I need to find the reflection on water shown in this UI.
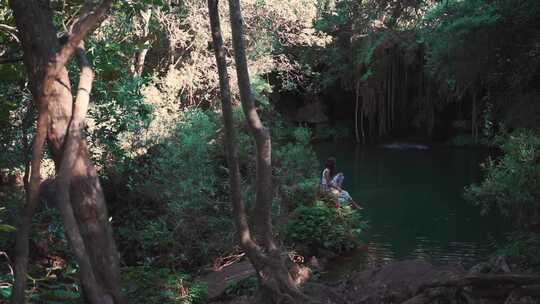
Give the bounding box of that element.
[315,142,509,277]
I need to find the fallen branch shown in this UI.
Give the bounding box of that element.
[213,251,246,271]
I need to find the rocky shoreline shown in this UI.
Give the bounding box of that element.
[212,256,540,304]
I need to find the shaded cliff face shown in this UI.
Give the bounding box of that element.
[271,33,448,141]
[269,0,540,143]
[271,26,540,143]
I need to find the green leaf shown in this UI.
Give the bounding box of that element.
[0,224,16,233]
[1,286,12,299]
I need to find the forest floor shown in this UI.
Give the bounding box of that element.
[199,261,255,299]
[208,257,540,304]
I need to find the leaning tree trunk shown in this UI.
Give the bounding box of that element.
[227,0,275,251]
[9,1,125,303]
[54,44,116,304]
[209,0,309,303]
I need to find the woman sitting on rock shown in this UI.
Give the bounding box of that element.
[320,157,354,207]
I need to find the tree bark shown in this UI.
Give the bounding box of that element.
[472,89,478,142]
[9,1,125,303]
[207,0,261,275]
[227,0,275,251]
[54,44,114,304]
[10,92,48,304]
[132,7,152,77]
[210,1,309,303]
[355,80,361,144]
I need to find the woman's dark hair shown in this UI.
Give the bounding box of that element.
[325,157,336,178]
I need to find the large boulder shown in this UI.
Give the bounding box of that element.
[339,260,465,303]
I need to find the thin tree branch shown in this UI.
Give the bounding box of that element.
[52,0,113,71]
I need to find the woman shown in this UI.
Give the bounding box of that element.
[321,157,354,206]
[320,157,336,193]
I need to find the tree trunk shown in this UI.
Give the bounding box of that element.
[355,80,360,143]
[10,92,48,304]
[132,7,152,77]
[472,90,478,142]
[210,0,309,302]
[9,1,125,303]
[227,0,276,251]
[55,44,116,304]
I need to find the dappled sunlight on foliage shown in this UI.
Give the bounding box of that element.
[111,109,232,269]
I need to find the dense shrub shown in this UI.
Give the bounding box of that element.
[110,108,327,269]
[0,184,22,254]
[275,127,318,184]
[0,200,16,302]
[223,276,258,298]
[112,109,234,269]
[496,232,540,271]
[465,129,540,228]
[285,201,366,253]
[275,127,319,210]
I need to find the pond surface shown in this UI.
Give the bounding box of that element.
[314,142,509,276]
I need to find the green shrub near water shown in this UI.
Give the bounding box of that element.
[275,127,320,210]
[465,129,540,228]
[285,201,366,253]
[495,232,540,271]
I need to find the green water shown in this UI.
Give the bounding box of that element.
[315,142,509,272]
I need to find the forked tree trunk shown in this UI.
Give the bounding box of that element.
[209,1,309,303]
[227,0,275,251]
[9,1,125,303]
[54,44,116,304]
